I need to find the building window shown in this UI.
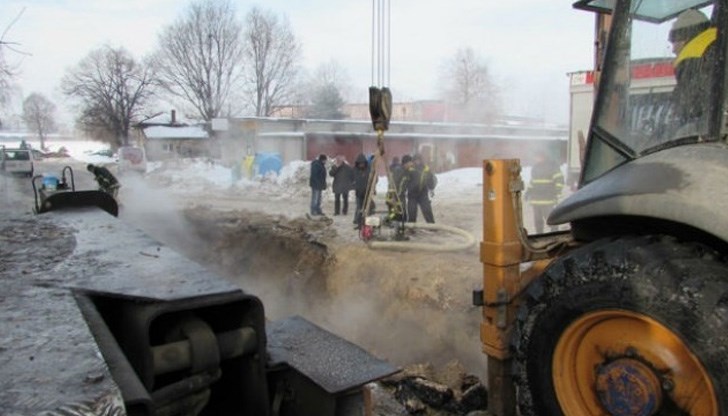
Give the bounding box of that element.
[162,143,174,153]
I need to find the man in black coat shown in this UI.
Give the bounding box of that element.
[329,155,354,215]
[352,153,374,228]
[309,154,327,216]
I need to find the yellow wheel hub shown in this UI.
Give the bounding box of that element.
[553,309,717,415]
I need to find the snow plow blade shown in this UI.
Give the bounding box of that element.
[36,190,119,217]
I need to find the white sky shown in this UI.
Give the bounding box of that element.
[1,0,595,127]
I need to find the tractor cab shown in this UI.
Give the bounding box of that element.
[549,0,728,240]
[573,0,724,183]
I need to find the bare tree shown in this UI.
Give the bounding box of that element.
[62,45,156,147]
[154,0,245,122]
[21,93,56,149]
[440,47,500,123]
[244,7,301,117]
[0,8,29,111]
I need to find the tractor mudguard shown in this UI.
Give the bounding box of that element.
[549,143,728,241]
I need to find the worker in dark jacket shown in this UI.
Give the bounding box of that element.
[87,163,120,198]
[669,9,716,125]
[309,154,327,216]
[329,155,354,216]
[526,152,564,234]
[352,153,374,228]
[405,154,436,224]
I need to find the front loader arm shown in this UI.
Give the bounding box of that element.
[477,159,574,416]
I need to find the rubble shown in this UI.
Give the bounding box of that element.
[381,362,488,415]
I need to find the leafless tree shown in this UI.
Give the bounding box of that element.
[0,8,29,110]
[244,7,301,117]
[154,0,245,121]
[62,45,156,147]
[440,47,500,123]
[21,93,56,149]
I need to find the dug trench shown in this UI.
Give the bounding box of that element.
[172,205,489,415]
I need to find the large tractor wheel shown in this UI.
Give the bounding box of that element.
[514,235,728,416]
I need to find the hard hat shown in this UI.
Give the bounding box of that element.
[670,9,710,42]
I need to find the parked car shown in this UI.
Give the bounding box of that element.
[1,148,34,177]
[117,146,147,174]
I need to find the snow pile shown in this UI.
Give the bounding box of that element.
[143,158,510,202]
[145,159,245,192]
[29,140,552,202]
[269,160,311,198]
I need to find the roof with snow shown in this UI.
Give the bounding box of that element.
[137,111,198,126]
[144,125,208,140]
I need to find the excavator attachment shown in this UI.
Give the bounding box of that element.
[32,166,119,217]
[36,189,119,217]
[2,207,397,415]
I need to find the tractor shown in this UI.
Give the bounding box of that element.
[478,0,728,415]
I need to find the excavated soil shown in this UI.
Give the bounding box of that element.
[179,206,485,373]
[175,205,489,415]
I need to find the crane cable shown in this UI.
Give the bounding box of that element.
[358,0,477,251]
[361,0,398,234]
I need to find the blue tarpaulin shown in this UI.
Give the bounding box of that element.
[255,152,282,176]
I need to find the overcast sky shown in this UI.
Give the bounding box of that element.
[1,0,595,127]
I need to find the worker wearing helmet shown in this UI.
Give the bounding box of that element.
[669,9,717,125]
[405,154,436,224]
[526,152,563,234]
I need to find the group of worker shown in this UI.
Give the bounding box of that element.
[309,152,438,228]
[311,150,568,234]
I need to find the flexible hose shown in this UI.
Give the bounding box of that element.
[367,222,476,252]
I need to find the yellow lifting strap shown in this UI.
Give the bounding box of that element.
[362,86,404,222]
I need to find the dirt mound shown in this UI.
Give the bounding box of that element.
[371,361,488,415]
